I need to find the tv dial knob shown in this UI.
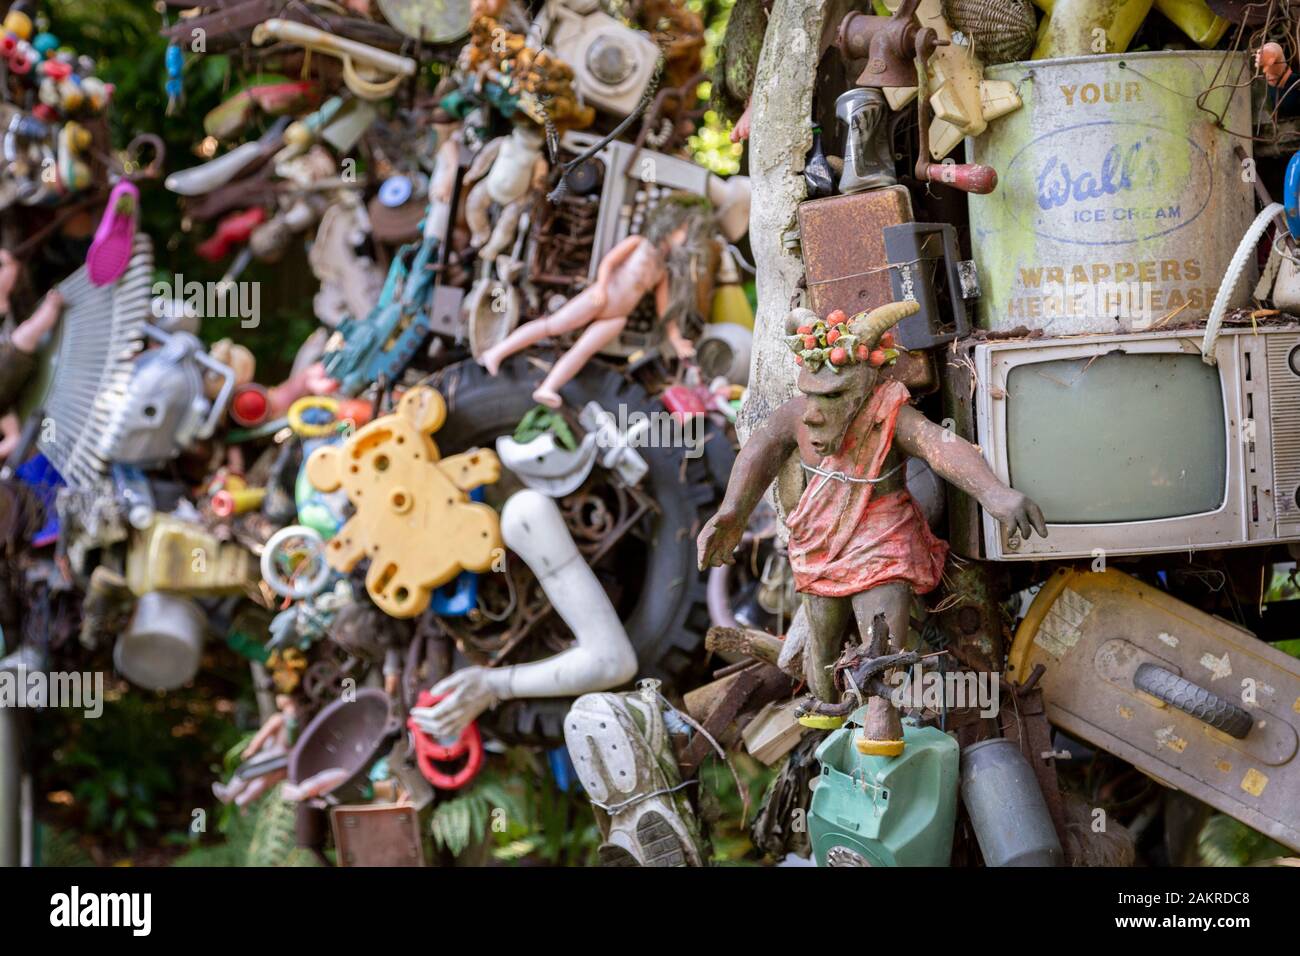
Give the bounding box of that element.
[1005,531,1021,551]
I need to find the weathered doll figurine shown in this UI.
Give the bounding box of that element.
[478,196,711,408]
[463,121,547,262]
[698,302,1047,712]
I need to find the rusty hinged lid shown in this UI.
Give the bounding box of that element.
[797,186,913,322]
[330,803,426,867]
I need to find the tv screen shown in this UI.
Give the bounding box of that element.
[1005,351,1228,523]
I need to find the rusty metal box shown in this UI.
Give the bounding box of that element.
[330,803,426,867]
[798,187,914,321]
[1010,568,1300,851]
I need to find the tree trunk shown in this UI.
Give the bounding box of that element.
[738,0,857,519]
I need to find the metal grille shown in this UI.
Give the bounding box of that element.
[37,234,153,490]
[1268,332,1300,535]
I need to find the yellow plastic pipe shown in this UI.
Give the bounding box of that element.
[1032,0,1228,55]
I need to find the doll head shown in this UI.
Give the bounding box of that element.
[644,194,718,328]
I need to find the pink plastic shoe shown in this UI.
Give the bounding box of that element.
[86,181,139,286]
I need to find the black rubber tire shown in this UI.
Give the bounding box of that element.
[1133,663,1254,739]
[430,354,717,743]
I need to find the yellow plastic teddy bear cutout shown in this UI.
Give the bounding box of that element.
[305,386,502,618]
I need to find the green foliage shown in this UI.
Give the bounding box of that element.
[431,750,601,865]
[432,774,523,857]
[1197,814,1289,867]
[36,686,248,855]
[698,752,774,864]
[37,826,96,867]
[172,784,323,867]
[688,0,744,175]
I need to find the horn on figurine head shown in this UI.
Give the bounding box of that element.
[847,300,919,349]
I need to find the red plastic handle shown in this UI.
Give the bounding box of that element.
[197,207,266,262]
[919,162,998,195]
[408,690,484,790]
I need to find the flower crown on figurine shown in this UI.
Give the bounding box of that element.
[783,301,919,373]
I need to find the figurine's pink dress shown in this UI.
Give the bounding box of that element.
[787,380,948,598]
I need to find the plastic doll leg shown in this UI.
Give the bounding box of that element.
[849,581,912,655]
[532,316,627,409]
[465,181,493,248]
[479,197,525,261]
[800,593,854,702]
[479,286,607,375]
[281,767,349,802]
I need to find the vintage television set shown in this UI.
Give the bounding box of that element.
[946,326,1300,560]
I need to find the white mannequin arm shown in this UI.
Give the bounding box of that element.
[413,490,638,738]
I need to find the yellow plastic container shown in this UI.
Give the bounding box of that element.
[708,249,754,329]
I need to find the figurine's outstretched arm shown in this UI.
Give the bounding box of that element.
[893,405,1047,540]
[410,490,638,739]
[698,397,802,568]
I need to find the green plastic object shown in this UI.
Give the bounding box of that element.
[294,440,350,539]
[809,718,959,867]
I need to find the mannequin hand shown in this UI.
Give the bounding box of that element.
[410,667,504,739]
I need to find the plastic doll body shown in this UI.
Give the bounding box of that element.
[478,233,671,407]
[213,695,297,808]
[463,124,547,261]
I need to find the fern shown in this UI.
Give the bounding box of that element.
[430,773,527,856]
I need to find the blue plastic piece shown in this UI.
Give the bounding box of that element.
[1285,151,1300,240]
[548,747,578,793]
[14,453,64,547]
[431,487,486,616]
[431,572,478,616]
[323,238,437,396]
[378,175,414,208]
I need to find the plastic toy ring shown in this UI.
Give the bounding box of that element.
[261,524,332,599]
[288,395,340,439]
[408,690,484,790]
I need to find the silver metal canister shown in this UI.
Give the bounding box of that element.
[968,51,1255,334]
[961,737,1064,867]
